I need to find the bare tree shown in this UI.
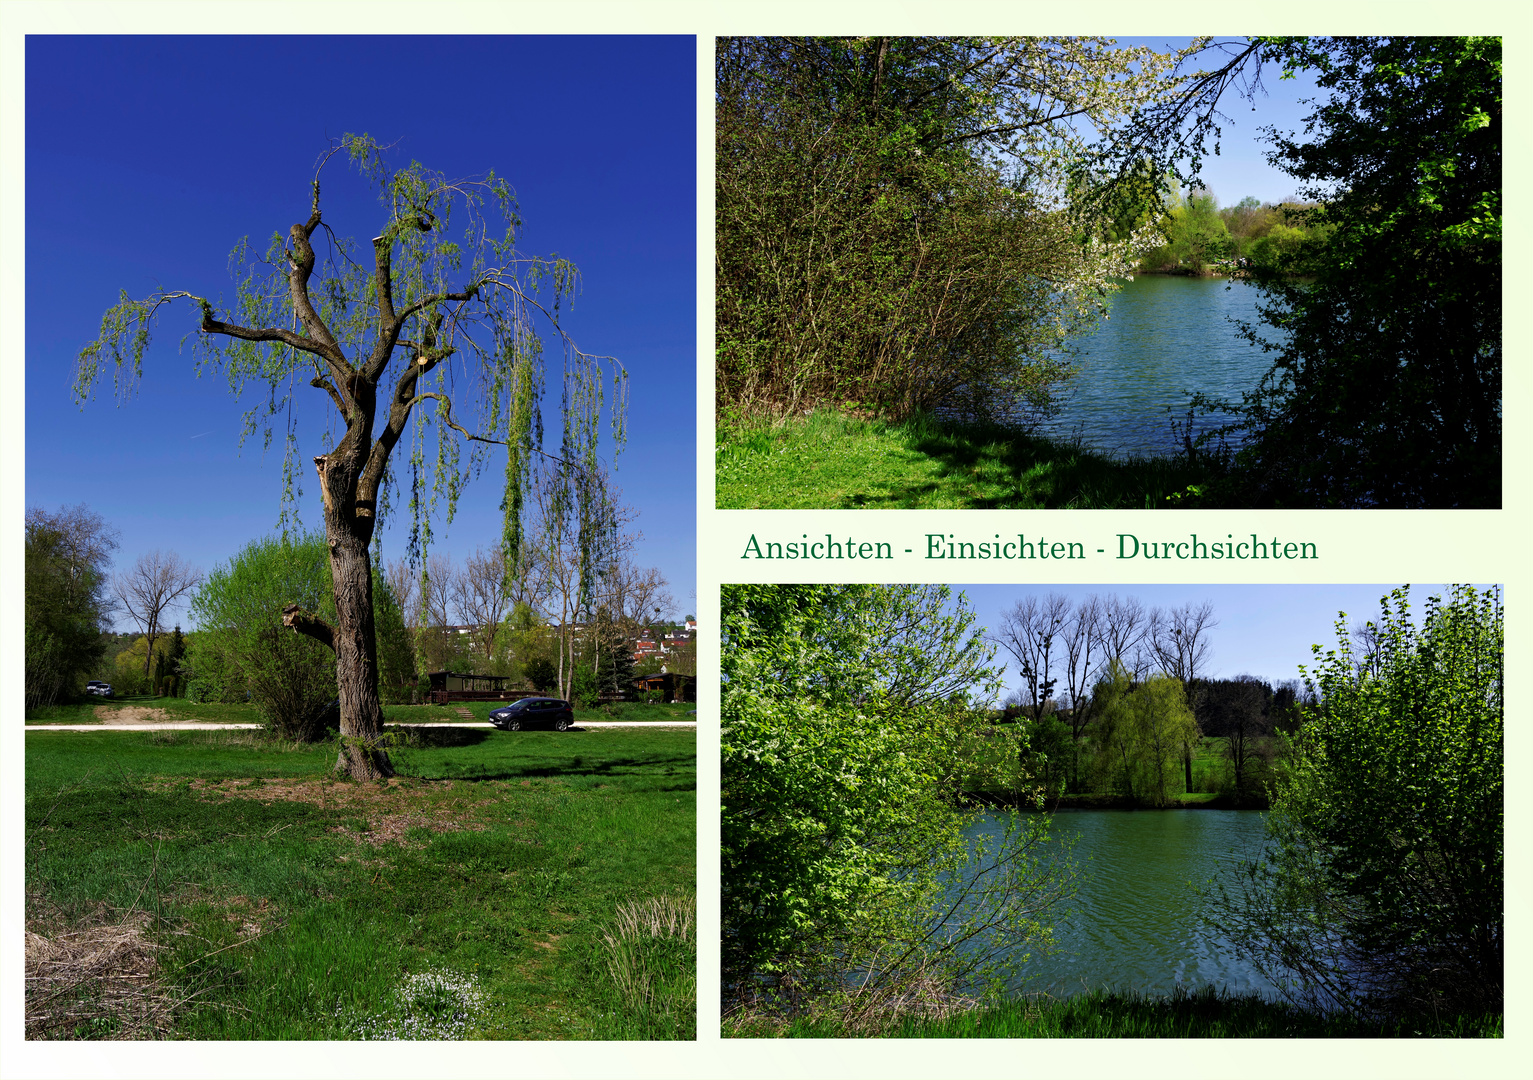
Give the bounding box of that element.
[115,551,201,678]
[1097,593,1150,680]
[385,556,424,654]
[993,593,1071,719]
[1351,619,1385,681]
[1149,601,1219,689]
[1056,595,1102,782]
[416,553,463,674]
[451,547,516,667]
[612,560,675,637]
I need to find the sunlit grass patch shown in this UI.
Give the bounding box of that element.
[26,727,695,1040]
[716,410,1207,509]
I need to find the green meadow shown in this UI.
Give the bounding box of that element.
[25,725,695,1040]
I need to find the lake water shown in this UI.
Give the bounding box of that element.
[1028,275,1276,458]
[962,809,1286,1000]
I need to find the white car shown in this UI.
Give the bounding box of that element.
[85,681,113,697]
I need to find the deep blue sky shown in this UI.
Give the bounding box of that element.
[25,35,697,628]
[951,583,1490,698]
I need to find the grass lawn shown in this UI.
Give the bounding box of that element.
[25,725,695,1040]
[717,410,1210,509]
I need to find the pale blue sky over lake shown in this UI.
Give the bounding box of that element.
[25,35,697,628]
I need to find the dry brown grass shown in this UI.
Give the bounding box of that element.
[601,895,697,1015]
[144,776,503,849]
[722,961,980,1038]
[25,900,176,1040]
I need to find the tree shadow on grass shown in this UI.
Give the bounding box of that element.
[394,725,491,749]
[848,424,1191,510]
[421,751,698,785]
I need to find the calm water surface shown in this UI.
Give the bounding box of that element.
[964,809,1284,999]
[1029,275,1275,458]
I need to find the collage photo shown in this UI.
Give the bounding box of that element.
[4,5,1522,1080]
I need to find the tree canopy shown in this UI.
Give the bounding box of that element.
[24,505,118,712]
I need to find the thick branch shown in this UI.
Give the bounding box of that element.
[285,209,355,404]
[200,315,340,362]
[372,235,398,335]
[282,604,336,651]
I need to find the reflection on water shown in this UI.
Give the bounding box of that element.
[1029,275,1276,458]
[962,809,1286,1000]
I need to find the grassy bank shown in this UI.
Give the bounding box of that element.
[717,410,1208,509]
[727,986,1502,1039]
[26,725,695,1040]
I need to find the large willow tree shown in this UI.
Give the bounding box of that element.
[75,136,627,778]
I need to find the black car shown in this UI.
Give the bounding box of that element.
[489,697,575,731]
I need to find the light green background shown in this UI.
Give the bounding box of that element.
[4,1,1525,1077]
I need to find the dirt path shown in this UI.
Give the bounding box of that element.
[28,720,697,731]
[92,706,196,725]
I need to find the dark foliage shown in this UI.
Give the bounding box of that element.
[1204,37,1501,507]
[25,506,117,712]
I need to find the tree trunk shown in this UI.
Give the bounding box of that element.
[326,524,393,779]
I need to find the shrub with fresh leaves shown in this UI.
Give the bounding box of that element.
[187,533,338,740]
[1209,585,1502,1021]
[188,532,415,739]
[721,584,1074,1023]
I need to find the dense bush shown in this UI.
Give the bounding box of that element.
[186,533,338,739]
[187,533,416,739]
[716,37,1176,425]
[1207,37,1501,507]
[722,584,1073,1022]
[1209,585,1503,1021]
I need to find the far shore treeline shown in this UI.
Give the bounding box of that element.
[24,504,689,731]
